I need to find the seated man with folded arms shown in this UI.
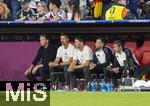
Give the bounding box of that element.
[49,34,75,89]
[90,37,114,82]
[68,36,93,91]
[24,34,56,81]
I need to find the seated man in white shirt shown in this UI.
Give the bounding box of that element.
[49,34,75,88]
[68,36,93,90]
[37,0,67,21]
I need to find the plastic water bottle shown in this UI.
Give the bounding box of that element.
[99,81,102,91]
[87,81,92,91]
[96,80,100,91]
[100,80,107,92]
[109,81,113,91]
[107,82,111,92]
[104,82,108,92]
[99,80,103,92]
[91,80,97,92]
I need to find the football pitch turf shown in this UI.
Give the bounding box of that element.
[0,91,50,106]
[50,91,150,106]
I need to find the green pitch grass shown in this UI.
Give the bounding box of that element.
[50,91,150,106]
[0,91,50,106]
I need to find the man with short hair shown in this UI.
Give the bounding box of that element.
[109,40,140,89]
[24,34,56,81]
[49,34,75,87]
[68,36,93,90]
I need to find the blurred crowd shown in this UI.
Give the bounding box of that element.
[0,0,149,21]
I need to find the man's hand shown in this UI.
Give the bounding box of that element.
[89,63,96,70]
[24,68,32,76]
[67,66,74,72]
[49,62,59,67]
[106,66,112,71]
[49,62,54,67]
[32,64,43,75]
[67,60,76,72]
[112,67,119,73]
[24,65,34,76]
[53,63,59,67]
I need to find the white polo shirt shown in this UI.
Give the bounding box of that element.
[56,43,75,62]
[95,49,106,64]
[73,45,93,64]
[115,50,127,67]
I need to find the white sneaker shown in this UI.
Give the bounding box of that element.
[64,85,69,91]
[62,85,69,91]
[72,88,79,91]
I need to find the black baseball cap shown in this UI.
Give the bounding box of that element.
[20,0,30,5]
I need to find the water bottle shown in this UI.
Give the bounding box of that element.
[100,79,107,92]
[87,81,92,91]
[96,80,100,91]
[99,80,103,92]
[107,82,111,92]
[104,82,108,92]
[99,80,102,91]
[110,81,113,91]
[91,80,97,92]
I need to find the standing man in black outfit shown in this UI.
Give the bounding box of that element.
[24,34,56,81]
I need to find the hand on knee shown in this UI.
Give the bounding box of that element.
[24,69,31,76]
[24,71,28,76]
[32,66,39,75]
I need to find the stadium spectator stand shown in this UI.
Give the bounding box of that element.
[0,0,149,21]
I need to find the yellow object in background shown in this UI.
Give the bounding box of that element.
[105,5,128,20]
[94,0,103,18]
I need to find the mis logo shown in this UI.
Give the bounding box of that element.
[5,82,49,102]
